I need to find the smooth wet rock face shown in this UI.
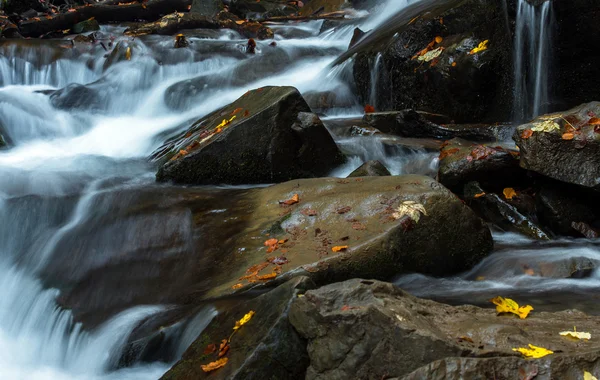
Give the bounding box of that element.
[162,277,314,380]
[513,102,600,189]
[347,160,390,177]
[72,18,100,34]
[353,0,513,122]
[49,83,102,111]
[154,86,345,185]
[290,279,600,380]
[190,0,224,18]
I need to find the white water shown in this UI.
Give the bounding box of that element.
[513,0,553,121]
[0,2,421,378]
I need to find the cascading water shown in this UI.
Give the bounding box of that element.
[368,53,382,108]
[513,0,554,121]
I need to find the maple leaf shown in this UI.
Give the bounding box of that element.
[503,188,517,200]
[490,296,533,319]
[559,327,591,340]
[393,201,427,223]
[512,344,553,358]
[201,357,228,372]
[233,311,255,330]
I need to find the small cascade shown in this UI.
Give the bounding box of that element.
[513,0,554,121]
[368,53,383,108]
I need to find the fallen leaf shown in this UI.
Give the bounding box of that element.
[457,336,474,343]
[435,36,443,43]
[201,357,228,372]
[503,188,517,200]
[352,222,366,230]
[451,62,457,67]
[231,107,243,116]
[233,311,255,330]
[257,272,277,281]
[125,47,132,60]
[512,344,553,358]
[364,104,375,113]
[332,245,349,252]
[264,239,278,247]
[588,117,600,125]
[203,343,217,355]
[418,46,444,62]
[491,296,533,319]
[469,39,489,55]
[336,206,352,214]
[235,20,245,25]
[584,371,598,380]
[474,192,486,198]
[562,132,575,140]
[301,208,317,216]
[231,283,243,290]
[393,201,427,223]
[559,327,591,340]
[218,339,229,358]
[279,194,299,206]
[439,147,459,160]
[521,129,534,139]
[531,119,560,133]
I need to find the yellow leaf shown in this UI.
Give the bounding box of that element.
[559,327,591,340]
[531,119,560,133]
[469,40,489,55]
[584,371,598,380]
[332,245,349,253]
[503,188,517,200]
[125,47,131,61]
[393,201,427,223]
[512,344,553,358]
[418,47,444,62]
[490,296,533,319]
[233,310,255,330]
[201,357,228,372]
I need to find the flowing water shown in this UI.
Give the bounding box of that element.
[513,0,553,121]
[0,0,596,378]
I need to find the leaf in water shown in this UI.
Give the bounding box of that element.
[491,296,533,319]
[584,371,598,380]
[233,311,255,330]
[512,344,553,358]
[521,129,534,139]
[393,201,427,223]
[332,245,349,252]
[469,40,489,55]
[503,188,517,200]
[125,47,131,60]
[418,46,444,62]
[559,327,591,340]
[531,119,560,133]
[279,194,300,206]
[201,357,228,372]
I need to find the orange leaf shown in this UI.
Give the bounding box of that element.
[218,339,229,358]
[451,62,457,67]
[279,194,299,206]
[232,283,243,290]
[264,238,278,247]
[364,104,375,114]
[235,20,245,25]
[439,147,459,160]
[435,36,443,43]
[201,358,228,372]
[231,107,243,116]
[257,272,277,281]
[588,117,600,125]
[203,344,217,355]
[474,192,486,198]
[562,132,574,140]
[503,188,517,200]
[332,245,349,253]
[521,129,534,139]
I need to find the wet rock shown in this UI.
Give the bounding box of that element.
[290,278,600,380]
[190,0,223,18]
[513,102,600,190]
[303,88,356,114]
[72,17,99,34]
[103,40,142,71]
[162,277,315,380]
[49,83,102,111]
[351,0,513,122]
[464,181,550,240]
[347,160,390,177]
[228,0,297,19]
[155,86,344,185]
[437,138,522,191]
[174,34,189,48]
[363,110,512,141]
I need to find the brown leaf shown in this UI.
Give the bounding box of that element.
[521,129,534,139]
[439,147,459,160]
[203,343,217,355]
[474,192,486,198]
[279,194,299,206]
[218,339,229,358]
[562,132,574,140]
[201,358,228,372]
[336,206,352,214]
[352,222,366,230]
[588,117,600,125]
[257,272,277,281]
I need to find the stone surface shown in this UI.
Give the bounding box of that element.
[348,160,390,177]
[190,0,223,18]
[290,278,600,380]
[154,86,345,185]
[513,102,600,189]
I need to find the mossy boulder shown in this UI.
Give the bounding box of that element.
[154,86,345,185]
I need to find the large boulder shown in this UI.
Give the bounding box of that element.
[154,86,345,185]
[162,277,314,380]
[290,279,600,380]
[513,102,600,189]
[350,0,513,122]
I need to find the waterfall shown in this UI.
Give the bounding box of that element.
[513,0,553,121]
[368,53,382,108]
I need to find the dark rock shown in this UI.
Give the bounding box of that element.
[72,17,100,34]
[229,0,297,19]
[103,40,141,71]
[290,278,600,380]
[363,110,513,141]
[190,0,224,18]
[154,86,345,185]
[464,181,550,240]
[161,277,315,380]
[349,27,365,48]
[513,102,600,189]
[437,138,522,191]
[174,34,189,48]
[49,83,102,111]
[350,0,513,122]
[347,160,390,177]
[4,0,47,14]
[303,88,356,114]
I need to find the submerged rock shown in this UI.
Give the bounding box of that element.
[290,279,600,380]
[513,102,600,190]
[154,86,345,185]
[347,160,390,177]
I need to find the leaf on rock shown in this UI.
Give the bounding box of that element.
[256,272,277,281]
[336,206,352,214]
[512,344,553,358]
[559,327,591,340]
[584,371,598,380]
[203,343,217,355]
[474,192,486,198]
[233,311,255,330]
[531,119,560,133]
[201,357,228,372]
[279,194,299,206]
[491,296,533,319]
[392,201,427,223]
[562,132,575,140]
[521,129,534,139]
[301,208,317,216]
[588,117,600,125]
[439,147,459,160]
[364,104,375,114]
[332,245,349,252]
[218,339,230,358]
[418,46,444,62]
[503,188,517,200]
[469,40,489,55]
[231,283,243,290]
